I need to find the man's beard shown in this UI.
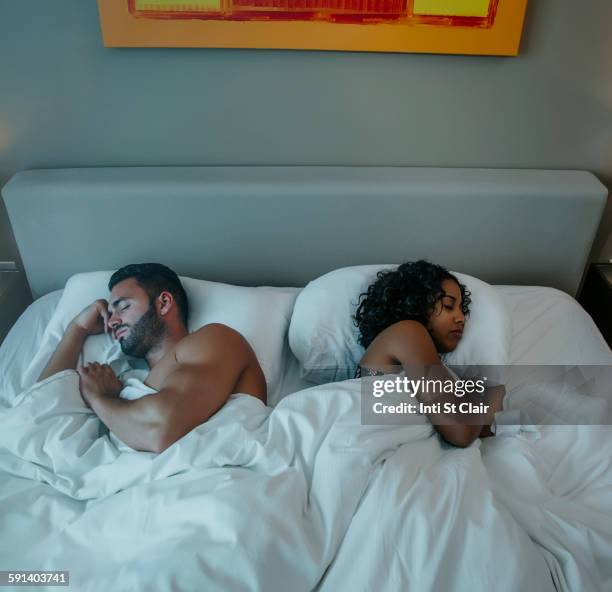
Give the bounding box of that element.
[118,303,165,358]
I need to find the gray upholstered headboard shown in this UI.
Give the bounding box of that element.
[2,166,608,298]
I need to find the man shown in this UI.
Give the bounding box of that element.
[38,263,267,453]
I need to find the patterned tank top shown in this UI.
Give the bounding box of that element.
[354,366,386,378]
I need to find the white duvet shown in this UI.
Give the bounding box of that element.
[2,288,612,591]
[1,367,611,591]
[1,370,421,592]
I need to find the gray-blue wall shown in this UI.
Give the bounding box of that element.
[1,0,611,265]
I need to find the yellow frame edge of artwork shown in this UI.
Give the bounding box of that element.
[97,0,528,56]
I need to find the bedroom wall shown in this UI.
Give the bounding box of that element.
[1,0,611,272]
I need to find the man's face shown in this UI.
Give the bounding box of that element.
[107,278,165,358]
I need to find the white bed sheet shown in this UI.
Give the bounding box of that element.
[0,290,63,405]
[499,285,611,366]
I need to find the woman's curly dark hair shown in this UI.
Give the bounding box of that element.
[354,260,471,348]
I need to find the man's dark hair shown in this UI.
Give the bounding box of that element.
[108,263,189,327]
[354,260,471,348]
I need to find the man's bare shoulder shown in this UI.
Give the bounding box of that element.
[175,323,252,365]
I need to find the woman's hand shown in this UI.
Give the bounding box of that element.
[479,385,506,438]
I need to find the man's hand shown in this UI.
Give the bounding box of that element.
[38,302,110,383]
[72,299,111,336]
[77,362,123,407]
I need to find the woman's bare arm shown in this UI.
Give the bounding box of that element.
[365,320,491,448]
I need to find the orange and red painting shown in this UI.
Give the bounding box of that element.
[98,0,528,55]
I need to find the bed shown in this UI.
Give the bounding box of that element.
[1,167,611,592]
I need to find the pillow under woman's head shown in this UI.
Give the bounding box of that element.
[288,263,512,384]
[354,260,472,355]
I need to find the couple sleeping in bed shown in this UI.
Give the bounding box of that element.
[38,261,504,453]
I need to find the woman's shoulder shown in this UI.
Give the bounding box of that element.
[376,320,429,342]
[366,320,438,365]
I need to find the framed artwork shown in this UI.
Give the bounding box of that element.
[98,0,528,55]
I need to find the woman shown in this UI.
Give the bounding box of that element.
[354,260,503,447]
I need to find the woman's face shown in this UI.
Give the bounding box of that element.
[426,279,466,353]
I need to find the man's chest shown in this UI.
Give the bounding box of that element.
[143,352,179,391]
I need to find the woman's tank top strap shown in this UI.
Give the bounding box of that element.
[354,366,387,379]
[356,363,458,379]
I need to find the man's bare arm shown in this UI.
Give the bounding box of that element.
[38,300,110,382]
[79,326,254,452]
[81,362,239,452]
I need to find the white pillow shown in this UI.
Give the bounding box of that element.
[24,271,298,400]
[288,264,512,384]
